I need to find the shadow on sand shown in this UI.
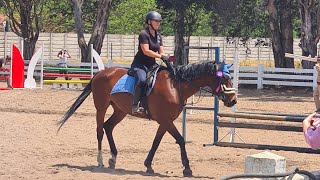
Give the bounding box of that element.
[52,163,216,179]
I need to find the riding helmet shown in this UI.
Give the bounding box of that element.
[145,11,162,23]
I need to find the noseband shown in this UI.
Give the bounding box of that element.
[215,70,236,100]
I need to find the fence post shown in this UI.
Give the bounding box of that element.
[64,33,67,49]
[313,66,317,91]
[133,34,137,56]
[106,34,109,60]
[50,33,53,61]
[4,31,7,57]
[257,64,263,89]
[120,34,123,59]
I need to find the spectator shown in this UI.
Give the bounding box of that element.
[314,56,320,112]
[303,112,320,149]
[0,55,10,69]
[57,49,71,79]
[57,49,71,68]
[0,55,11,88]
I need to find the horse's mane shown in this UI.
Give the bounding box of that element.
[173,61,216,81]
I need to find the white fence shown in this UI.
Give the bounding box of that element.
[230,65,316,89]
[19,60,317,90]
[2,32,319,63]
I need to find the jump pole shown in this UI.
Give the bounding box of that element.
[181,46,221,143]
[284,53,317,62]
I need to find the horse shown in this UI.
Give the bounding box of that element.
[58,60,237,177]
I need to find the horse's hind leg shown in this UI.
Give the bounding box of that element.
[103,105,126,169]
[96,108,107,167]
[167,123,192,177]
[144,124,167,174]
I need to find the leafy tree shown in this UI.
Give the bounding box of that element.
[107,0,158,35]
[71,0,112,62]
[263,0,295,68]
[298,0,320,69]
[41,1,74,32]
[156,0,209,65]
[1,0,45,60]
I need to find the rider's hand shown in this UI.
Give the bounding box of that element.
[160,55,169,62]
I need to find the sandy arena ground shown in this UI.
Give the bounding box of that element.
[0,84,318,180]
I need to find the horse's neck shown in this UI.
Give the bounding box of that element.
[179,78,207,101]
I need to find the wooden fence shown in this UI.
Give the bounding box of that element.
[18,60,317,89]
[2,32,317,63]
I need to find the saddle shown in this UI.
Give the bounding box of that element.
[127,63,161,96]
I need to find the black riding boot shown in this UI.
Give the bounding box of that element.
[132,85,145,114]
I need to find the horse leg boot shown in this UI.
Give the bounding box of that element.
[132,85,144,114]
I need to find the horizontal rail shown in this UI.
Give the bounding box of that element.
[43,73,91,78]
[184,106,215,111]
[285,53,317,62]
[218,122,302,132]
[236,111,312,117]
[218,112,305,122]
[43,67,91,71]
[215,142,320,154]
[43,80,90,84]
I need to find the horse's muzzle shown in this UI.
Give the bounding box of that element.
[224,99,237,107]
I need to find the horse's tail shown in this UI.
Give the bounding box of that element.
[57,80,93,132]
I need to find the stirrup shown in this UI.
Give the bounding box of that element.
[132,105,144,114]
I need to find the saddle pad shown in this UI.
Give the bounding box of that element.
[110,70,159,96]
[110,74,136,95]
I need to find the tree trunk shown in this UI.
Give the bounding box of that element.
[267,0,284,68]
[279,0,294,68]
[299,0,317,69]
[4,0,42,60]
[71,0,112,62]
[174,8,186,65]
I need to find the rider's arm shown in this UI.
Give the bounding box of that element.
[140,44,162,59]
[159,46,165,56]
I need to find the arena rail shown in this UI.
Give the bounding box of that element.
[212,106,320,153]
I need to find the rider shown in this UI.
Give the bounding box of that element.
[130,11,174,114]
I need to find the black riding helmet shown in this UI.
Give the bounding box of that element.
[145,11,162,24]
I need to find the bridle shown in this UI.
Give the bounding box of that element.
[213,66,236,101]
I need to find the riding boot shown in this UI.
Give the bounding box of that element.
[132,85,145,114]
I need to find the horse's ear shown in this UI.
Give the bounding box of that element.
[169,56,175,62]
[226,63,233,69]
[219,60,226,70]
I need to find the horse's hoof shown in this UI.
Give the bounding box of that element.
[108,159,116,169]
[183,168,193,177]
[146,168,154,175]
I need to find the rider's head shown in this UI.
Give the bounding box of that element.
[145,11,162,31]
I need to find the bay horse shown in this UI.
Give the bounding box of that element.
[58,60,237,177]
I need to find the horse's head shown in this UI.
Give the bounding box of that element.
[209,60,237,107]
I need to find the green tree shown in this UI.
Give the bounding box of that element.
[1,0,45,60]
[107,0,158,34]
[157,0,209,65]
[298,0,320,69]
[71,0,112,62]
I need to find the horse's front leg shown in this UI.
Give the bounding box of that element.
[167,123,192,177]
[144,124,167,174]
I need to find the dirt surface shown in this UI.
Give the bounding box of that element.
[0,85,318,180]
